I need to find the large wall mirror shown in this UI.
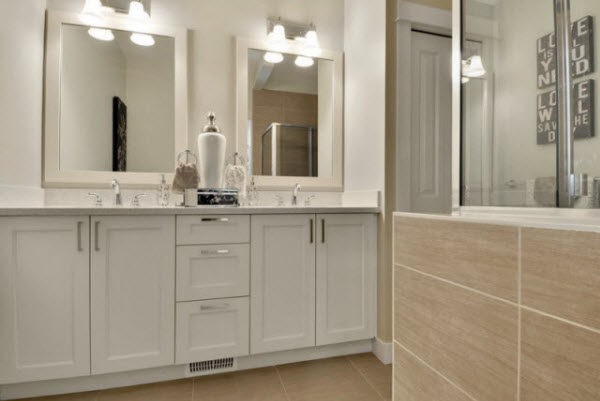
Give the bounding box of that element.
[237,38,343,191]
[44,11,187,188]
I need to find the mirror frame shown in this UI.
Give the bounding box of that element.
[44,11,188,188]
[236,37,344,192]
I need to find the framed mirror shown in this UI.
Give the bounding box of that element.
[44,11,188,188]
[236,38,343,191]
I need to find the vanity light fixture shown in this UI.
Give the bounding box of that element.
[130,32,155,46]
[79,0,106,26]
[295,56,314,68]
[462,55,486,78]
[88,28,115,41]
[267,20,288,52]
[302,25,322,57]
[264,52,284,64]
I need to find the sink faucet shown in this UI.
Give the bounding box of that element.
[111,179,123,206]
[292,183,301,206]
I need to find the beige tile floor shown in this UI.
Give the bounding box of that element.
[21,354,391,401]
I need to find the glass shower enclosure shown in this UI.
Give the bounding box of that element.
[261,123,318,177]
[461,0,599,208]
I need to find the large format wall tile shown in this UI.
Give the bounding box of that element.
[394,216,518,302]
[521,310,600,401]
[522,227,600,330]
[394,343,473,401]
[394,266,518,401]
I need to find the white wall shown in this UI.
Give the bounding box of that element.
[0,0,46,189]
[344,0,386,192]
[60,25,127,171]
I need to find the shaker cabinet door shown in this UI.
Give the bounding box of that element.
[0,217,90,384]
[91,216,175,375]
[316,214,377,345]
[250,215,316,354]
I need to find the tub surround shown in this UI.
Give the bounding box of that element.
[393,213,600,401]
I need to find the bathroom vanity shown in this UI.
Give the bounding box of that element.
[0,207,377,391]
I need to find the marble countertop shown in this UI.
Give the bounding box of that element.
[0,205,380,216]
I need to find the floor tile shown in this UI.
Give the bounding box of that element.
[97,379,192,401]
[277,357,382,401]
[347,353,392,399]
[193,367,287,401]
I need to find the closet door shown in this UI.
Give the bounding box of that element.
[0,217,90,384]
[250,215,316,354]
[316,214,377,345]
[91,216,175,374]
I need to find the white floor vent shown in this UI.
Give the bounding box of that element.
[185,357,237,377]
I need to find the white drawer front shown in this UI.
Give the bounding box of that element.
[176,298,249,364]
[176,215,249,245]
[176,244,250,301]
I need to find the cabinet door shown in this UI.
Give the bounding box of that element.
[251,215,316,354]
[91,216,175,375]
[0,217,90,384]
[176,298,249,363]
[316,214,377,345]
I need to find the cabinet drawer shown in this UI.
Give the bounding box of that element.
[176,244,250,301]
[177,215,249,245]
[176,298,249,364]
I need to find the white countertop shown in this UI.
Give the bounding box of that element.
[0,205,380,216]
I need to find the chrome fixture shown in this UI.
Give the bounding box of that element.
[87,192,103,207]
[292,183,301,206]
[131,193,147,207]
[111,179,123,206]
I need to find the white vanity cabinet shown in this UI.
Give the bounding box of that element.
[316,214,377,345]
[0,217,90,384]
[90,216,175,375]
[250,215,317,354]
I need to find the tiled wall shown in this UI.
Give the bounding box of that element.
[393,215,600,401]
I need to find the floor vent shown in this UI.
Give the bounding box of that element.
[185,357,237,377]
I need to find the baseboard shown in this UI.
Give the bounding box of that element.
[372,337,392,365]
[0,340,373,400]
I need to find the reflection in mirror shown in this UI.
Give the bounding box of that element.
[59,24,175,173]
[247,49,334,178]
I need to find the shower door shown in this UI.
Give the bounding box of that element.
[461,0,598,208]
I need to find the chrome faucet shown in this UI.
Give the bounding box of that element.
[292,183,301,206]
[111,179,123,206]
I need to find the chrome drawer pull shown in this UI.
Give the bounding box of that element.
[77,221,84,252]
[200,303,230,311]
[94,221,100,251]
[200,249,230,255]
[200,217,230,223]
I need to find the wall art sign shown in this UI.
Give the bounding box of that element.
[537,16,594,89]
[537,79,595,145]
[112,96,127,172]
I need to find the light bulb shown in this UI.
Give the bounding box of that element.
[295,56,314,68]
[131,33,155,46]
[272,24,286,42]
[303,28,322,57]
[88,28,114,41]
[267,22,288,52]
[129,1,150,20]
[79,0,105,26]
[463,55,486,77]
[264,52,284,64]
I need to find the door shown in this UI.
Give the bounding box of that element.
[316,214,377,346]
[410,31,452,213]
[91,216,175,374]
[251,215,316,354]
[0,217,90,384]
[176,298,249,363]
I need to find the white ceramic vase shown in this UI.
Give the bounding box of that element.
[197,112,226,189]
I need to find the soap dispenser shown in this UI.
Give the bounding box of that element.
[197,112,226,189]
[158,174,170,206]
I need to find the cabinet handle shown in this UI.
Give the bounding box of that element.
[321,219,325,243]
[200,249,230,255]
[200,303,230,311]
[94,221,100,251]
[77,221,84,252]
[310,219,314,243]
[200,217,229,223]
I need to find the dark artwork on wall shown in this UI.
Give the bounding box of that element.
[537,79,595,145]
[537,16,594,89]
[112,96,127,172]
